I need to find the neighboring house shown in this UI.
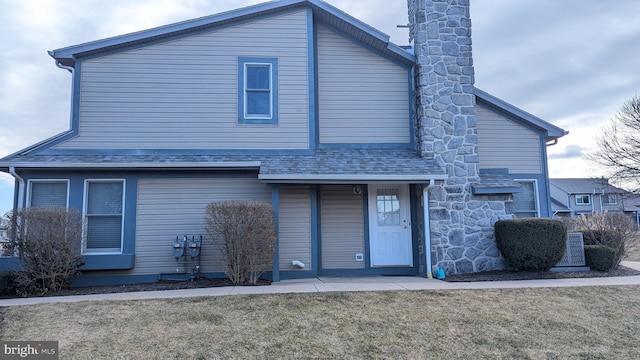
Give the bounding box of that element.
[0,0,566,285]
[0,218,9,258]
[550,178,640,223]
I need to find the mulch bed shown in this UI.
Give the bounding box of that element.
[0,278,271,299]
[444,265,640,282]
[2,267,640,299]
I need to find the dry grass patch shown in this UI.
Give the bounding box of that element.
[2,287,640,359]
[626,243,640,261]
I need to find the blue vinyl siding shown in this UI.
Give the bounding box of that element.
[52,10,309,151]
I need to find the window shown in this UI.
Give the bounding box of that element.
[238,57,278,124]
[603,194,617,205]
[84,180,124,253]
[575,194,591,205]
[513,180,539,218]
[376,188,401,225]
[28,180,69,208]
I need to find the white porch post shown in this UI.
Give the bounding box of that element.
[423,183,433,279]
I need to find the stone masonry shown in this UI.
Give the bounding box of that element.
[408,0,512,275]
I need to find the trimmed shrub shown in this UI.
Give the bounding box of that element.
[584,245,616,272]
[581,229,625,269]
[205,200,276,285]
[495,218,567,271]
[570,212,639,269]
[0,271,16,296]
[6,207,84,296]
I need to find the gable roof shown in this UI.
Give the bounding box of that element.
[475,88,567,142]
[49,0,415,67]
[0,0,566,162]
[550,178,640,212]
[550,178,627,195]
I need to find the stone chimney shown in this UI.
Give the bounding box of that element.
[408,0,511,275]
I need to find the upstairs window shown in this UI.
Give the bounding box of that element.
[84,180,124,254]
[238,57,278,124]
[603,194,617,205]
[575,194,591,205]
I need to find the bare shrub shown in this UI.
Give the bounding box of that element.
[572,212,639,269]
[204,201,276,285]
[6,207,84,296]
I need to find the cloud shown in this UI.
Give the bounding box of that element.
[548,144,584,160]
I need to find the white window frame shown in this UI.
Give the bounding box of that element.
[514,179,540,218]
[603,194,617,205]
[243,62,273,119]
[575,194,591,205]
[82,179,125,255]
[237,57,278,124]
[26,179,70,208]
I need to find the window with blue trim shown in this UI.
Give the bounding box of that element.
[28,180,69,208]
[513,180,539,218]
[238,57,278,124]
[84,180,124,254]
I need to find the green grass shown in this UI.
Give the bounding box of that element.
[2,286,640,359]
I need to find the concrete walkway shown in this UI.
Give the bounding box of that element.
[2,261,640,307]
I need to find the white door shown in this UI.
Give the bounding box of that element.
[368,184,413,267]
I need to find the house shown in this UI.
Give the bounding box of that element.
[0,0,566,285]
[550,178,640,223]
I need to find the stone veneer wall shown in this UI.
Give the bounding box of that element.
[408,0,511,274]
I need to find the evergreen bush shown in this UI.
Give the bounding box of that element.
[584,245,616,272]
[495,218,567,271]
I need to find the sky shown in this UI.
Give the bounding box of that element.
[1,0,640,215]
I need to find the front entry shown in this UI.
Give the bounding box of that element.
[368,184,413,267]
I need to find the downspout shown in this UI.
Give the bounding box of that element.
[54,60,74,73]
[9,167,25,209]
[423,179,434,279]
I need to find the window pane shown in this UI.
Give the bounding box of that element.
[246,65,270,89]
[576,195,590,205]
[247,92,270,116]
[87,216,122,249]
[513,181,537,218]
[88,182,123,214]
[85,181,123,252]
[376,188,400,225]
[30,182,67,207]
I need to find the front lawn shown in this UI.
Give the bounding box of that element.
[2,286,639,359]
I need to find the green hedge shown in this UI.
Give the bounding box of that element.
[584,245,616,272]
[0,271,16,296]
[495,218,567,271]
[581,230,625,268]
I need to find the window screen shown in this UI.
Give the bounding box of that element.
[513,181,538,218]
[29,181,68,207]
[85,181,123,252]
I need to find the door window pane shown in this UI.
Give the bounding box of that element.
[376,188,401,225]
